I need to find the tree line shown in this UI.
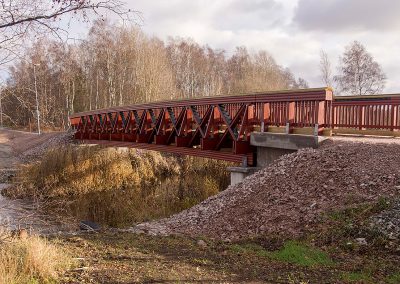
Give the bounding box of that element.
[0,1,388,130]
[0,20,307,129]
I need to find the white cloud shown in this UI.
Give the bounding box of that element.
[113,0,400,93]
[293,0,400,32]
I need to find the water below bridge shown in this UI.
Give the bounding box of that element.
[0,183,75,234]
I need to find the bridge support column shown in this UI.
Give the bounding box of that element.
[250,132,327,167]
[255,147,294,168]
[227,166,261,186]
[227,133,327,185]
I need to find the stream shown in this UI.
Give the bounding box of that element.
[0,183,76,234]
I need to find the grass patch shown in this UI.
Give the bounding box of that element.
[386,272,400,284]
[268,241,334,267]
[230,243,269,257]
[230,241,333,267]
[341,271,372,283]
[0,231,71,283]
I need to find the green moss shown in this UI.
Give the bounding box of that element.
[386,272,400,284]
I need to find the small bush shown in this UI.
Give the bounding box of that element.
[0,233,70,283]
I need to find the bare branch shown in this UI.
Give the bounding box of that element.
[319,49,332,87]
[0,0,140,65]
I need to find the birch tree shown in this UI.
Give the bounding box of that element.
[334,41,386,96]
[319,49,333,87]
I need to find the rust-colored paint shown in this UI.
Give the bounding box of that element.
[70,88,338,165]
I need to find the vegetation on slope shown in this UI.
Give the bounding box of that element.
[6,145,230,226]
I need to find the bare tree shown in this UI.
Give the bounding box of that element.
[319,49,332,87]
[334,41,386,96]
[2,20,312,129]
[0,0,137,64]
[296,77,309,88]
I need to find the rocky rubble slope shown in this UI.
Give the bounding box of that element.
[371,199,400,240]
[18,131,73,162]
[132,140,400,240]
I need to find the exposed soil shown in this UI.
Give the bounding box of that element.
[56,231,398,284]
[132,137,400,241]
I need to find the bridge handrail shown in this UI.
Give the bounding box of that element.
[70,87,332,118]
[332,94,400,131]
[69,88,400,165]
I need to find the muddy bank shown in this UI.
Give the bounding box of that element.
[1,183,76,234]
[0,128,76,234]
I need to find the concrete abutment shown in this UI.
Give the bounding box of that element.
[228,132,327,185]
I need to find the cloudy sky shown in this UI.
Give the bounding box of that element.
[115,0,398,93]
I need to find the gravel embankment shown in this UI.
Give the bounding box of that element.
[132,139,400,240]
[0,128,74,163]
[18,131,73,162]
[371,199,400,240]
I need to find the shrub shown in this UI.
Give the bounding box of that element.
[0,232,70,283]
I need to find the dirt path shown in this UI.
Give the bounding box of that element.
[0,129,20,170]
[0,127,64,160]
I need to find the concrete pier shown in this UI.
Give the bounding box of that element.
[228,133,327,185]
[227,166,261,186]
[251,132,326,167]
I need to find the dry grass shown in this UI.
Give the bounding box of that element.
[8,146,184,198]
[0,229,70,284]
[6,145,230,226]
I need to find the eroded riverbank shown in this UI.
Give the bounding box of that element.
[0,128,76,234]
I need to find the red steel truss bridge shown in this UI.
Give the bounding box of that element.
[70,88,332,166]
[70,88,400,166]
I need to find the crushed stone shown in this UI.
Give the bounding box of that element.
[131,139,400,240]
